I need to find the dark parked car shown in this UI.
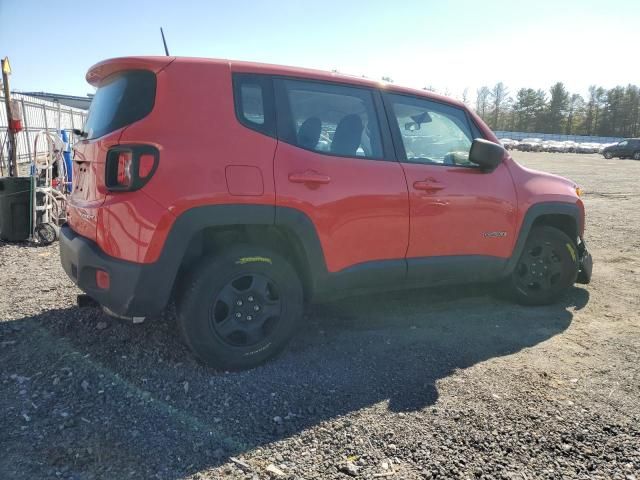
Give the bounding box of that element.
[602,139,640,160]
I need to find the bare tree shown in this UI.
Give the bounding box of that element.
[475,86,491,121]
[491,82,509,130]
[565,94,584,134]
[461,88,470,106]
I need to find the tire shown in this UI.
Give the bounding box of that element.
[34,223,58,245]
[507,226,579,306]
[177,246,303,370]
[603,152,613,159]
[633,151,640,160]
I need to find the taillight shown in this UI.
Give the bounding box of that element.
[116,151,133,187]
[105,145,159,191]
[138,154,155,179]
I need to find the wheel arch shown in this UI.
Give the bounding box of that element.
[139,205,328,312]
[504,202,581,276]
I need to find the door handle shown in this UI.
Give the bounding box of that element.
[288,171,331,185]
[413,180,444,192]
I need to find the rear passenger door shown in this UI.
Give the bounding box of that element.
[273,78,409,281]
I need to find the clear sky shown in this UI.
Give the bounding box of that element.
[1,0,638,101]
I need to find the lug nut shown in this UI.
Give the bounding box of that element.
[246,315,253,321]
[235,312,242,318]
[248,296,254,302]
[254,305,260,311]
[236,300,243,306]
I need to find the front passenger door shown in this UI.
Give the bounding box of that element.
[383,93,517,283]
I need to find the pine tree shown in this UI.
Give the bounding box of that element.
[544,83,569,133]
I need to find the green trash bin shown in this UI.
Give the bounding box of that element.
[0,176,33,242]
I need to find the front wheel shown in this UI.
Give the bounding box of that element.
[177,246,303,370]
[603,152,613,159]
[507,226,579,305]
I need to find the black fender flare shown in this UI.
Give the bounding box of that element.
[503,202,582,276]
[133,205,328,314]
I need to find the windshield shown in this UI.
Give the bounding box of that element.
[84,70,156,139]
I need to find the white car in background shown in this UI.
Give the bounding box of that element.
[499,138,519,150]
[517,138,543,152]
[576,143,600,154]
[563,141,578,153]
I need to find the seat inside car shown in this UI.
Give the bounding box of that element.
[297,116,322,150]
[331,114,363,156]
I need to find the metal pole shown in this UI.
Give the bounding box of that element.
[1,57,18,176]
[56,101,61,132]
[42,104,48,132]
[21,98,32,166]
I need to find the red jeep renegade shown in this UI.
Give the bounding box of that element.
[61,57,592,369]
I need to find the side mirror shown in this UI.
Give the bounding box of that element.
[469,138,505,172]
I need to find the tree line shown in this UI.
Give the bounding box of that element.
[473,82,640,138]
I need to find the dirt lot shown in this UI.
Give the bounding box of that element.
[1,152,639,480]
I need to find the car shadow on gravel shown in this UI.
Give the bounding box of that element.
[1,284,589,479]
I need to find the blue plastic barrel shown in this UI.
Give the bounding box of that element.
[61,130,73,191]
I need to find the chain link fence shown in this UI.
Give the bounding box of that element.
[494,131,623,144]
[0,93,87,174]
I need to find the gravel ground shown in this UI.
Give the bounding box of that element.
[1,152,639,480]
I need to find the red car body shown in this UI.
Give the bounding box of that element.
[61,57,590,319]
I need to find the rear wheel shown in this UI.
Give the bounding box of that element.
[507,226,579,305]
[177,246,303,370]
[633,151,640,160]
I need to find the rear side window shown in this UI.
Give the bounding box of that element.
[84,70,156,139]
[233,74,275,136]
[275,79,383,159]
[240,84,264,124]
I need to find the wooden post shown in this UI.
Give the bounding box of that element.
[2,57,18,176]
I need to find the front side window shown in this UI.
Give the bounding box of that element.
[277,79,383,159]
[387,93,475,167]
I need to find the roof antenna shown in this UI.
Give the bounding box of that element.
[160,27,170,56]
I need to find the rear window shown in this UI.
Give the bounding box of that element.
[84,70,156,139]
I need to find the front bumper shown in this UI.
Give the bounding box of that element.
[59,224,168,317]
[576,238,592,284]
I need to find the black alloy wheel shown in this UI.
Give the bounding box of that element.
[177,246,303,370]
[508,226,579,305]
[210,273,282,347]
[513,241,564,294]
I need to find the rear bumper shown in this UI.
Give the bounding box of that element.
[576,238,592,284]
[59,224,169,317]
